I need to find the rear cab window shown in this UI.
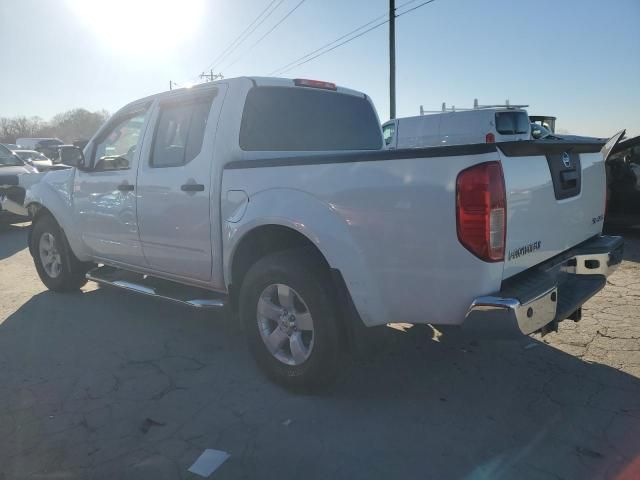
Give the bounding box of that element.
[495,111,529,135]
[239,86,382,151]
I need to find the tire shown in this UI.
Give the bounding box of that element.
[31,214,90,292]
[239,248,345,390]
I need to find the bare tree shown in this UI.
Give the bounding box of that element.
[49,109,110,143]
[0,109,110,145]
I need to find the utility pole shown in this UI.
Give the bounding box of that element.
[389,0,396,119]
[199,70,224,82]
[169,80,173,91]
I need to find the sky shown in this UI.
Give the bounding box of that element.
[0,0,638,137]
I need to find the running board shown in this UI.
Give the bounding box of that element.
[86,265,227,309]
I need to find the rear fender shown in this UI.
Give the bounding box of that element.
[223,188,388,327]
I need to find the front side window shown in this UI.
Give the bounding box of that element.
[239,86,382,151]
[93,110,149,171]
[151,95,214,168]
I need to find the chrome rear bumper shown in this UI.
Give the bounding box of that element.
[465,235,624,335]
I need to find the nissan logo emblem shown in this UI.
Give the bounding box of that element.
[562,152,571,168]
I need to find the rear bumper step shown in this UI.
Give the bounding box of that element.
[86,266,227,309]
[465,235,623,335]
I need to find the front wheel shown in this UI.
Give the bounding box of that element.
[239,249,345,390]
[31,214,89,292]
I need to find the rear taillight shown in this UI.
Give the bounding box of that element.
[485,132,495,143]
[456,161,506,262]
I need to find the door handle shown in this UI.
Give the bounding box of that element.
[117,183,134,192]
[181,183,205,192]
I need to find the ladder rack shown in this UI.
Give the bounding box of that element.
[420,99,529,115]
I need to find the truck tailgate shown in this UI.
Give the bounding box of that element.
[498,141,607,280]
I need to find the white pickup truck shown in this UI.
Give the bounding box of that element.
[0,77,625,388]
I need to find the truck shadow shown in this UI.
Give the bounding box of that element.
[0,220,29,260]
[1,285,638,479]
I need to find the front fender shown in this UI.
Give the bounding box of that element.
[223,188,388,327]
[24,169,90,261]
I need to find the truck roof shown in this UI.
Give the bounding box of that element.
[119,77,367,115]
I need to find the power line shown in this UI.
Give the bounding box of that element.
[206,0,280,72]
[275,0,435,75]
[270,0,435,76]
[204,0,284,74]
[223,0,307,72]
[275,20,388,75]
[398,0,436,17]
[268,10,389,75]
[268,0,423,76]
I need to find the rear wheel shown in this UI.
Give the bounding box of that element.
[239,248,344,390]
[31,214,90,292]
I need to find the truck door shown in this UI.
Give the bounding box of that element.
[73,104,152,266]
[136,87,223,282]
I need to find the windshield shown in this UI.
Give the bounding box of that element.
[15,150,48,162]
[0,146,24,167]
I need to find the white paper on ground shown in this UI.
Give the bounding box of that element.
[188,449,230,477]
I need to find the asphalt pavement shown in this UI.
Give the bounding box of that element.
[1,220,639,480]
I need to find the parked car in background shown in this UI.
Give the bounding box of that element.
[382,107,531,149]
[15,138,64,160]
[605,135,640,228]
[529,115,607,143]
[1,78,625,389]
[12,150,54,171]
[530,115,557,134]
[0,144,37,220]
[73,139,90,151]
[531,123,554,140]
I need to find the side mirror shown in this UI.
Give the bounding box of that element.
[59,146,86,168]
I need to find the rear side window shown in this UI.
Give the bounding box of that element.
[152,94,214,168]
[239,86,381,151]
[495,111,529,135]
